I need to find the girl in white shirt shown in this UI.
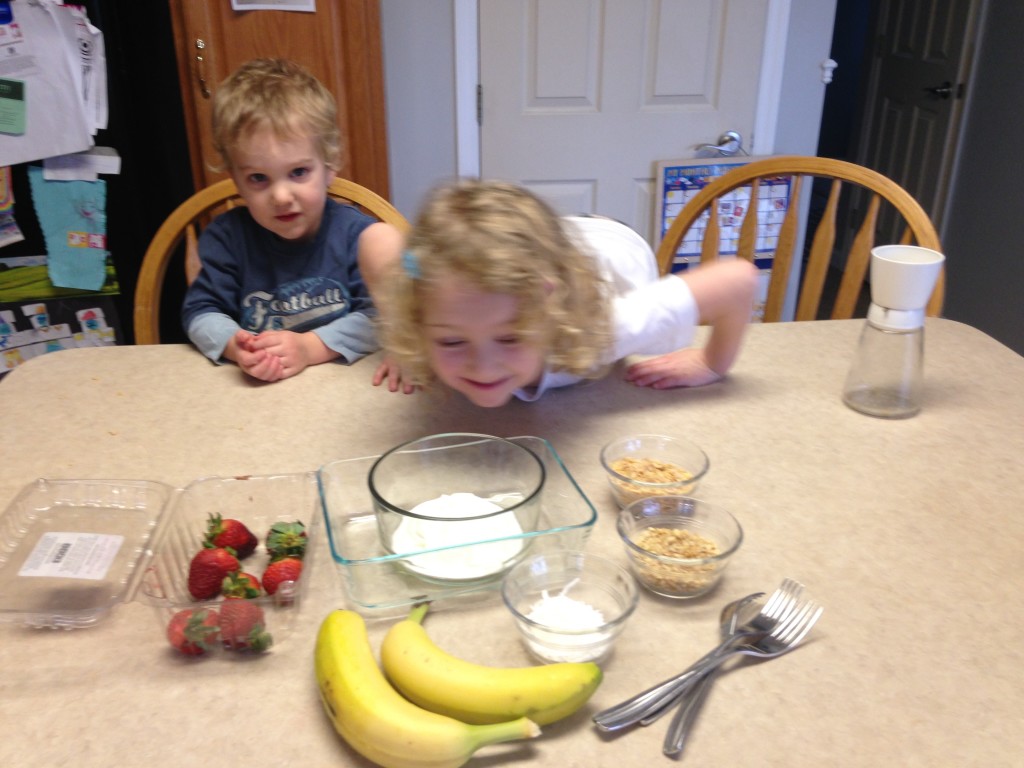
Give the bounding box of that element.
[372,179,757,408]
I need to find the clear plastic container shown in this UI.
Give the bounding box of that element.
[0,473,319,655]
[0,478,175,629]
[318,436,597,616]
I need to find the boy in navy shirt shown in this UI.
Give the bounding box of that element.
[181,58,402,382]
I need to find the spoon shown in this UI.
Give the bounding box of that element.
[593,591,764,732]
[638,591,765,728]
[593,580,805,732]
[657,592,766,753]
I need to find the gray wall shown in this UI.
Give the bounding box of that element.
[380,1,458,220]
[942,1,1024,354]
[773,1,836,154]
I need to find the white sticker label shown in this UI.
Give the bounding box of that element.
[18,532,124,580]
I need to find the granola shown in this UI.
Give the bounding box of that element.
[630,526,721,595]
[609,456,696,506]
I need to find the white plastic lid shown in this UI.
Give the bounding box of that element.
[867,302,924,331]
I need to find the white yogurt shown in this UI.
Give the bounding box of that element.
[390,492,525,580]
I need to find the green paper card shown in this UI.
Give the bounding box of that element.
[0,78,26,136]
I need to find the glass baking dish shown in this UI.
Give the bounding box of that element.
[318,436,596,617]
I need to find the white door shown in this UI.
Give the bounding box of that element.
[479,0,771,242]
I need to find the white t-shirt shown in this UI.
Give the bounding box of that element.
[515,215,698,401]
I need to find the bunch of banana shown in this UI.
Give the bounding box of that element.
[315,609,540,768]
[380,602,603,726]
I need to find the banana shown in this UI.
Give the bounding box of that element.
[380,603,603,726]
[315,609,540,768]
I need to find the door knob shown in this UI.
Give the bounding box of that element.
[695,131,745,157]
[924,81,954,99]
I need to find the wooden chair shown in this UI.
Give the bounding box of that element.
[654,155,944,322]
[133,177,409,344]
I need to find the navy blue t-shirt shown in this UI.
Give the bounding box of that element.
[181,199,378,362]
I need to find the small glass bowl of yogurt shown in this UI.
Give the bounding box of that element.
[501,550,639,663]
[369,433,546,584]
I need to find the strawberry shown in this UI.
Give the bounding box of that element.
[187,547,241,600]
[166,607,220,656]
[266,521,307,560]
[219,599,273,652]
[221,570,261,599]
[204,513,257,559]
[262,556,303,597]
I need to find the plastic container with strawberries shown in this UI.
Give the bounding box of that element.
[0,473,319,658]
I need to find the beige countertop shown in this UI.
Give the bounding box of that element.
[1,318,1022,767]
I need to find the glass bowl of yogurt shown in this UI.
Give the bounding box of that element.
[369,433,546,584]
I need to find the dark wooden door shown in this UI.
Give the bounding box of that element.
[168,0,389,197]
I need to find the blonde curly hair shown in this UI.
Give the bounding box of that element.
[210,58,341,172]
[381,179,613,388]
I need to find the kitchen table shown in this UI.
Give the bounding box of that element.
[1,318,1022,767]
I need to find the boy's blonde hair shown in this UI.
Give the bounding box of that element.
[211,58,341,171]
[382,179,613,387]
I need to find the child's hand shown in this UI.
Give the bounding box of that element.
[239,349,286,381]
[230,330,286,382]
[372,355,419,394]
[247,330,324,380]
[624,349,724,389]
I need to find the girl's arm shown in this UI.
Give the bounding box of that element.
[356,222,405,306]
[356,223,419,393]
[625,259,758,388]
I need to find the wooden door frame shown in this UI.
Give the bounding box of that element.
[456,0,794,176]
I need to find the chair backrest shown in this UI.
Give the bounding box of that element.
[133,177,409,344]
[654,155,944,322]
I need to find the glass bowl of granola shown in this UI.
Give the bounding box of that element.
[600,434,709,508]
[616,496,742,599]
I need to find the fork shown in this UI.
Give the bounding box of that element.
[636,579,805,727]
[646,585,803,733]
[592,578,805,732]
[663,598,823,753]
[668,597,823,683]
[661,597,823,755]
